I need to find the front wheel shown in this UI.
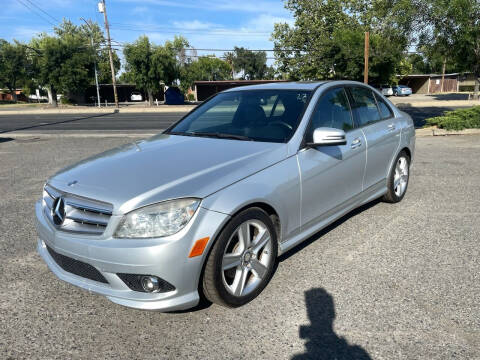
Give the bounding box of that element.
[201,207,278,307]
[383,151,410,203]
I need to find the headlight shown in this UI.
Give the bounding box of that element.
[114,198,200,238]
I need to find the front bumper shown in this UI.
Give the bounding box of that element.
[35,200,229,311]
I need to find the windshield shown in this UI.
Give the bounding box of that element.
[166,90,311,143]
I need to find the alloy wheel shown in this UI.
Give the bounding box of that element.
[221,220,273,297]
[394,156,409,197]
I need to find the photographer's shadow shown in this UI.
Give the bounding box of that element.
[292,288,372,360]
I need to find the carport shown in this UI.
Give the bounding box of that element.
[399,74,459,94]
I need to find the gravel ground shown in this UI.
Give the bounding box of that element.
[0,134,479,359]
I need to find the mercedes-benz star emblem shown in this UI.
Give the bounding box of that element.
[51,197,66,226]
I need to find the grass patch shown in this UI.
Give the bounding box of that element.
[425,106,480,130]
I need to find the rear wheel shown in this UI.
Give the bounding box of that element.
[383,151,410,203]
[202,207,277,307]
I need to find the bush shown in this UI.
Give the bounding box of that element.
[186,93,195,101]
[426,106,480,130]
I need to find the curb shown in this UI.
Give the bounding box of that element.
[2,130,159,138]
[394,101,479,108]
[416,127,480,137]
[0,106,196,116]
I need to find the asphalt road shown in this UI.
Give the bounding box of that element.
[0,106,465,134]
[1,134,479,359]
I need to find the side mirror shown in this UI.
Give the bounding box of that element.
[307,127,347,147]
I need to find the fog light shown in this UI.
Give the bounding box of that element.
[141,276,160,293]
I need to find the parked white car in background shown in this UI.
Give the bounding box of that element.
[380,85,394,97]
[130,92,143,101]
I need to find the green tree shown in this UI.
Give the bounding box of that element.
[31,20,96,106]
[97,49,121,84]
[418,0,480,96]
[180,56,231,92]
[272,0,414,84]
[229,47,268,80]
[79,20,121,84]
[123,35,184,105]
[0,40,29,102]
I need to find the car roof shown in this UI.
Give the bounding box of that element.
[221,80,382,93]
[222,81,329,92]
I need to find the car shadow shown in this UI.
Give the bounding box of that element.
[279,198,381,263]
[292,288,372,360]
[0,137,14,143]
[0,112,117,134]
[428,93,470,101]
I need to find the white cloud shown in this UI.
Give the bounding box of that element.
[242,14,294,32]
[11,26,47,41]
[172,20,218,31]
[132,6,149,14]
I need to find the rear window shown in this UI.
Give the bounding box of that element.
[374,94,394,119]
[348,87,381,127]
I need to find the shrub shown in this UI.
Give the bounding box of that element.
[426,106,480,130]
[186,93,195,101]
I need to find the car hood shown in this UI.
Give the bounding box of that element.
[48,134,288,214]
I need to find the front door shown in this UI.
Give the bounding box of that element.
[297,87,367,230]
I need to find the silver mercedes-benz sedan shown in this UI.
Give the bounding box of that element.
[36,81,415,311]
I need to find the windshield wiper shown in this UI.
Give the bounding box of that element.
[171,131,253,141]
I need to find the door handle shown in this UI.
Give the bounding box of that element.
[351,138,362,149]
[388,123,396,131]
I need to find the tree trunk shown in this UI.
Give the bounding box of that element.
[47,86,58,107]
[148,90,153,106]
[11,91,18,103]
[474,76,479,101]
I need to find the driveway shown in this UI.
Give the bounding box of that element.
[1,134,479,359]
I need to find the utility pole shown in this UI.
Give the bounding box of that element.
[440,57,447,93]
[98,0,118,108]
[81,18,101,108]
[364,31,370,84]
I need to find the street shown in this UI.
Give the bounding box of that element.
[1,134,479,359]
[0,106,466,133]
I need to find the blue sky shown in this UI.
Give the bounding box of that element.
[2,0,294,65]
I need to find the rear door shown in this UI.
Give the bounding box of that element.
[297,87,367,229]
[347,86,400,191]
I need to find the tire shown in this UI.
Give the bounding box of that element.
[201,207,278,308]
[383,151,410,203]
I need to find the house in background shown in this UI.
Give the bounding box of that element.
[0,89,28,102]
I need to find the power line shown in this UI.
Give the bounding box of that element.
[17,0,56,26]
[23,0,60,23]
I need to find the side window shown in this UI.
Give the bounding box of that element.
[309,88,354,134]
[374,94,394,119]
[349,87,381,127]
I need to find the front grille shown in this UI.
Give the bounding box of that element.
[46,245,108,284]
[43,184,112,235]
